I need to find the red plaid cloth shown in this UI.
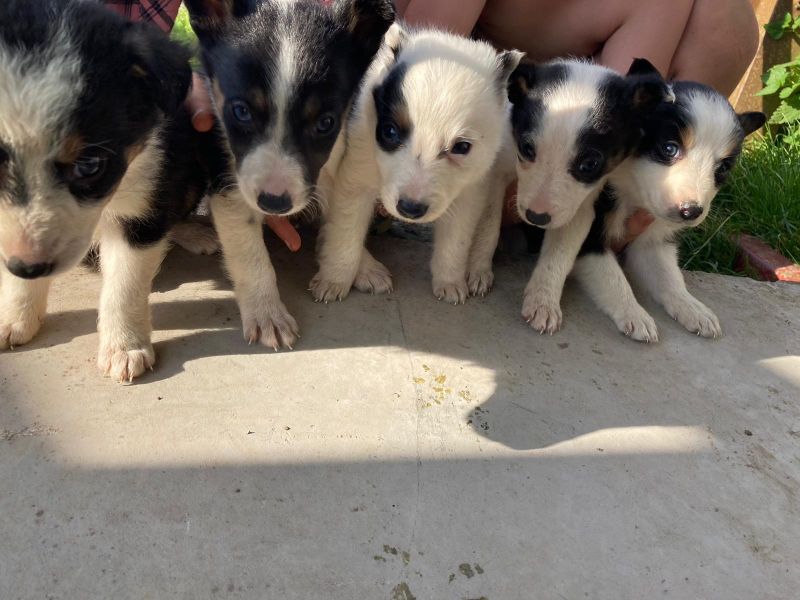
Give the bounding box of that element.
[104,0,181,32]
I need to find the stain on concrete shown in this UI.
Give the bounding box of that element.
[374,555,386,562]
[413,377,425,385]
[1,423,59,442]
[448,573,455,583]
[383,545,398,556]
[391,582,416,600]
[474,564,484,575]
[402,551,411,565]
[434,374,447,385]
[459,563,475,578]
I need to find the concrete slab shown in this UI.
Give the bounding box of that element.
[1,235,799,600]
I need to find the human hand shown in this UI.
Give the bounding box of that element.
[186,73,302,252]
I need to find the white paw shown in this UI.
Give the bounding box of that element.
[522,292,562,334]
[98,342,155,383]
[667,296,722,339]
[433,279,469,305]
[240,298,299,350]
[353,256,393,295]
[170,222,220,255]
[614,308,659,343]
[309,272,353,303]
[0,310,42,350]
[467,269,494,297]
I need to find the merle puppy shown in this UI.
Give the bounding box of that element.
[0,0,224,381]
[183,0,395,349]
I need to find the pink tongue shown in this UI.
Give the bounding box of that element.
[264,216,302,252]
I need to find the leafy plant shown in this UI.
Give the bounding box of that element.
[758,12,800,146]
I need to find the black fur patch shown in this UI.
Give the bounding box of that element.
[373,63,411,152]
[578,185,617,256]
[508,62,567,160]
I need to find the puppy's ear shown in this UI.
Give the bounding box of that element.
[507,63,536,105]
[340,0,396,61]
[125,23,192,115]
[183,0,251,43]
[496,50,525,93]
[627,58,661,78]
[628,77,670,113]
[738,111,766,136]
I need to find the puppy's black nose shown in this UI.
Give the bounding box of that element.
[397,197,429,220]
[6,257,54,279]
[679,202,703,221]
[525,209,552,227]
[257,192,292,215]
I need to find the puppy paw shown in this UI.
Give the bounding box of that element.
[522,293,562,335]
[667,297,722,339]
[353,256,393,295]
[98,342,155,383]
[0,311,42,350]
[467,269,494,297]
[241,299,299,350]
[433,279,469,305]
[309,273,353,303]
[170,222,220,255]
[615,308,659,343]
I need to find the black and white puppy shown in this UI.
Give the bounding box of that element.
[573,60,766,340]
[0,0,221,381]
[311,25,521,304]
[507,59,668,334]
[183,0,395,348]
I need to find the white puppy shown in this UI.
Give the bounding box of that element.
[311,25,522,304]
[506,58,668,334]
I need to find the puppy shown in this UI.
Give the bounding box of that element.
[0,0,220,381]
[572,60,766,340]
[311,25,522,304]
[184,0,395,348]
[507,58,668,333]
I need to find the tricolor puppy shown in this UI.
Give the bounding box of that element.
[507,58,668,333]
[0,0,220,381]
[183,0,395,348]
[311,25,522,304]
[573,60,766,340]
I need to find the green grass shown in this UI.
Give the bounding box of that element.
[680,129,800,275]
[171,5,197,47]
[170,5,199,68]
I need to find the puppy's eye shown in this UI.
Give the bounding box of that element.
[450,141,472,156]
[231,100,253,123]
[518,141,536,162]
[380,122,401,145]
[72,155,106,180]
[577,151,603,177]
[660,141,680,160]
[315,114,337,136]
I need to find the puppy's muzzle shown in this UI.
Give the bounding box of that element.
[257,192,293,215]
[396,197,429,220]
[6,257,55,279]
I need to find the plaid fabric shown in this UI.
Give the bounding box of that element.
[103,0,181,32]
